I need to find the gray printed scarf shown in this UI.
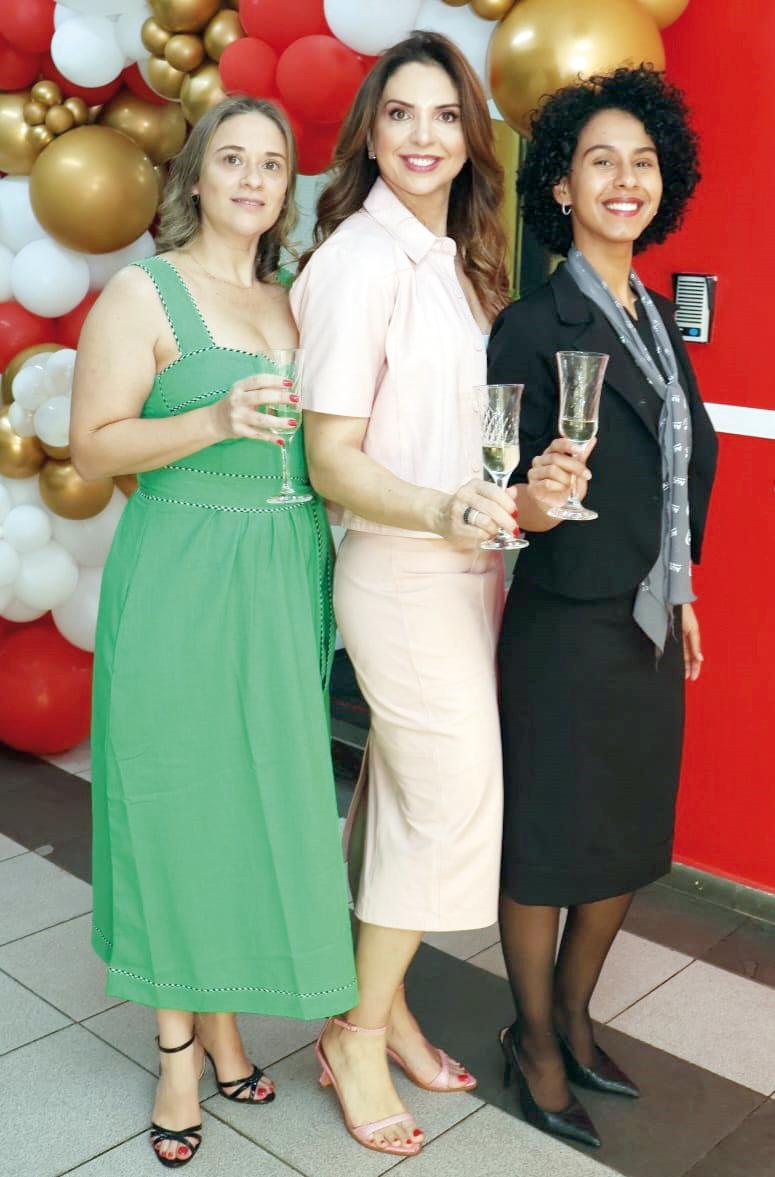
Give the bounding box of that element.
[565,246,694,653]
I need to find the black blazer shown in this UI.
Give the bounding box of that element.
[487,263,718,600]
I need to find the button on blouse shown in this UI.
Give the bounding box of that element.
[290,178,486,538]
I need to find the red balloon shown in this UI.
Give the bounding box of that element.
[55,291,100,349]
[0,301,50,369]
[41,54,122,105]
[2,1,55,56]
[0,35,41,91]
[0,623,92,756]
[277,35,364,124]
[219,37,278,98]
[122,63,168,106]
[238,0,328,53]
[297,119,340,176]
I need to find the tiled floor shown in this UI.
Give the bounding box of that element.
[1,740,774,1177]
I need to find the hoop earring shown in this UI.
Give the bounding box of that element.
[561,203,571,216]
[192,194,200,207]
[367,149,376,160]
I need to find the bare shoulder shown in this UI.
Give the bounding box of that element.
[259,278,290,305]
[84,264,166,339]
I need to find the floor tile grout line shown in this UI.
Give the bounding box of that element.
[677,1093,775,1177]
[604,956,698,1025]
[0,1019,75,1061]
[55,1128,152,1177]
[201,1103,314,1177]
[0,906,93,951]
[0,848,30,865]
[0,961,83,1027]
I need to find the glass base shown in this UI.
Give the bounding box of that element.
[481,534,530,551]
[546,503,598,521]
[266,489,313,505]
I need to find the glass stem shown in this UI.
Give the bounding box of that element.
[495,474,511,542]
[567,472,582,508]
[279,439,292,495]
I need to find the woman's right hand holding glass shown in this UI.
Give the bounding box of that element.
[526,438,596,513]
[435,478,518,545]
[209,373,299,443]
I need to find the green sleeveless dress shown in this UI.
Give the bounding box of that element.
[90,257,357,1017]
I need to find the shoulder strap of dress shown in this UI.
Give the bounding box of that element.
[133,256,214,355]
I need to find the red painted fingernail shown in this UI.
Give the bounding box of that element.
[276,438,285,447]
[287,419,297,427]
[511,509,519,518]
[289,393,299,402]
[282,378,293,387]
[513,526,520,536]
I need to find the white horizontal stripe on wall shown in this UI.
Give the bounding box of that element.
[705,404,775,439]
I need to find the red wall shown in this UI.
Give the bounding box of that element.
[637,0,775,892]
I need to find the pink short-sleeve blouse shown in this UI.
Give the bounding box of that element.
[290,178,486,538]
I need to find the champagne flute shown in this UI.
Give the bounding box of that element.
[264,347,313,506]
[476,383,529,551]
[546,350,609,522]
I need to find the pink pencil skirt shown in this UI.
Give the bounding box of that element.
[335,531,504,932]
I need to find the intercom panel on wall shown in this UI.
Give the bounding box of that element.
[673,273,717,343]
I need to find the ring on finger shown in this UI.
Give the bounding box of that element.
[463,506,480,527]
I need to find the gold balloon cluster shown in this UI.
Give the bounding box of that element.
[23,81,90,154]
[142,0,243,124]
[442,0,690,23]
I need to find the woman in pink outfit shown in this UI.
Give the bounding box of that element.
[291,32,512,1158]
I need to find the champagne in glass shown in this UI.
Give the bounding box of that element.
[547,350,609,522]
[476,383,529,551]
[264,348,313,506]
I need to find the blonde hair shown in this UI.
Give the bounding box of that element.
[156,96,298,282]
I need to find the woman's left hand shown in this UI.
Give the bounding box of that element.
[682,603,703,681]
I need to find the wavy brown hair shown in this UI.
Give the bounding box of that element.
[300,31,509,319]
[156,95,298,282]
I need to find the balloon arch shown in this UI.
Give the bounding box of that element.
[0,0,690,755]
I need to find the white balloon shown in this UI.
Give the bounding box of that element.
[0,177,47,253]
[12,362,49,411]
[324,0,422,55]
[0,483,11,522]
[87,231,155,291]
[11,239,90,318]
[43,350,78,399]
[52,487,125,567]
[0,583,14,612]
[415,0,494,91]
[0,243,13,300]
[34,397,71,448]
[53,565,102,651]
[15,542,79,611]
[51,15,124,88]
[115,4,151,63]
[0,540,20,587]
[54,3,80,27]
[6,476,43,508]
[3,505,52,553]
[0,596,46,622]
[7,401,37,438]
[63,0,127,13]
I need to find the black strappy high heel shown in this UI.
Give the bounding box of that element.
[203,1049,276,1104]
[150,1033,203,1169]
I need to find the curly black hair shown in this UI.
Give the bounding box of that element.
[518,65,700,256]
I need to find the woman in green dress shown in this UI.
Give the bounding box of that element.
[70,96,357,1169]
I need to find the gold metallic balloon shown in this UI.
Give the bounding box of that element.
[180,62,226,126]
[23,100,47,126]
[63,97,89,126]
[146,55,186,100]
[31,80,62,108]
[471,0,515,18]
[141,17,171,55]
[635,0,690,28]
[490,0,665,138]
[150,0,221,34]
[0,407,46,478]
[153,161,169,198]
[40,442,71,460]
[224,0,239,8]
[165,33,206,72]
[0,91,43,175]
[203,9,243,62]
[2,344,63,405]
[100,91,187,165]
[29,125,159,254]
[39,460,114,519]
[114,473,138,497]
[441,0,469,6]
[27,124,54,151]
[45,105,75,135]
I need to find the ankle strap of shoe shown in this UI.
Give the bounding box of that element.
[332,1017,386,1036]
[156,1032,197,1054]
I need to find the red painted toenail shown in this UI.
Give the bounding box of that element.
[413,1128,423,1136]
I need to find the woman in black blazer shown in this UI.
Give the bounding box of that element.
[487,67,717,1148]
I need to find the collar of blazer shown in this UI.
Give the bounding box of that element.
[549,261,663,442]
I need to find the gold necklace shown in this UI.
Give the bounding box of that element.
[185,251,259,291]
